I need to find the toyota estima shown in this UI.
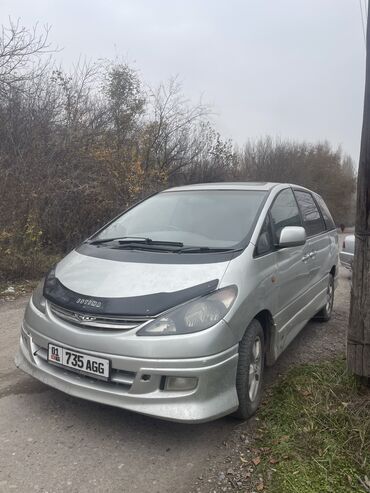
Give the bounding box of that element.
[16,183,338,422]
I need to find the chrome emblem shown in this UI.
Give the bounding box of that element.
[75,314,97,322]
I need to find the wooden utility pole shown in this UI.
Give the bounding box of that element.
[348,7,370,379]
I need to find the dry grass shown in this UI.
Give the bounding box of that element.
[255,359,370,492]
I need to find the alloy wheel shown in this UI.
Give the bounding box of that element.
[248,336,262,402]
[326,281,334,314]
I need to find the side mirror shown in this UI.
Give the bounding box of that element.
[278,226,306,248]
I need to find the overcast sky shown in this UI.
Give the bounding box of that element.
[1,0,366,162]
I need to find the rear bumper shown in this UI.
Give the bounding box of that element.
[339,251,353,270]
[15,326,239,423]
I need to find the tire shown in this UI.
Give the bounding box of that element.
[315,273,334,322]
[233,319,265,420]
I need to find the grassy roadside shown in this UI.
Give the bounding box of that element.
[0,279,39,300]
[255,358,369,493]
[0,252,59,299]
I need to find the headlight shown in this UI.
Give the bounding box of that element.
[137,285,237,336]
[32,278,46,313]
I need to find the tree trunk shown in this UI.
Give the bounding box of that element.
[347,8,370,378]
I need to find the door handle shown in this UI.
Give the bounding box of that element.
[302,254,310,262]
[309,251,317,259]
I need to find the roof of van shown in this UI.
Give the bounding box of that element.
[165,182,286,192]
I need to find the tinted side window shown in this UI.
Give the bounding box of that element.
[294,190,326,236]
[315,195,336,230]
[270,189,302,242]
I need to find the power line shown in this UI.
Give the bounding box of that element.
[360,0,366,46]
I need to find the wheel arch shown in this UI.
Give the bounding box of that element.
[253,309,276,367]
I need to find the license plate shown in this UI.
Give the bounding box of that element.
[47,344,110,380]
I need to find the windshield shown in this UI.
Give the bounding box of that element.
[92,190,267,249]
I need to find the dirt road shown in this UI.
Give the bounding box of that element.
[0,266,351,493]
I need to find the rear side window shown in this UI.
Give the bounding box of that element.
[315,195,336,230]
[270,188,302,242]
[294,190,326,236]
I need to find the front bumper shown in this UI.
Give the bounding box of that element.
[16,325,239,423]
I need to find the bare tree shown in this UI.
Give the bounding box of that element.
[143,77,210,174]
[237,138,356,224]
[0,18,53,96]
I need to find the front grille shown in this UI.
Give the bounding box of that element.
[32,344,136,391]
[49,303,151,331]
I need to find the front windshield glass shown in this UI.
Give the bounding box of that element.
[93,190,267,249]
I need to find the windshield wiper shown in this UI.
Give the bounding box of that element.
[178,246,236,253]
[88,237,235,253]
[88,236,151,245]
[88,236,183,248]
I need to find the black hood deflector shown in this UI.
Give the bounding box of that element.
[43,274,219,317]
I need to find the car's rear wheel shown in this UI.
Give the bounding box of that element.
[234,319,264,420]
[315,273,334,322]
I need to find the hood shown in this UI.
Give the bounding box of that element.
[47,249,231,316]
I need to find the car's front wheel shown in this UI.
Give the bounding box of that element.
[234,319,264,420]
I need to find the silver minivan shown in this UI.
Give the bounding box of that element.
[15,182,338,422]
